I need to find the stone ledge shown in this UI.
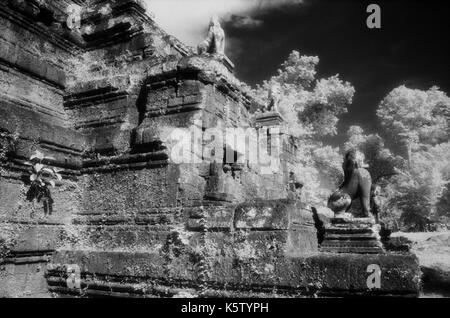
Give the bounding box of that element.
[45,250,421,297]
[0,39,66,88]
[144,56,259,111]
[0,224,63,255]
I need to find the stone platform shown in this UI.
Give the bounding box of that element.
[44,250,421,297]
[42,202,420,298]
[320,217,385,254]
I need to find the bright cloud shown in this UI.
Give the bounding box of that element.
[145,0,304,47]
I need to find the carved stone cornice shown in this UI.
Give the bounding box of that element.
[81,0,152,49]
[0,1,85,53]
[83,0,152,24]
[147,56,256,110]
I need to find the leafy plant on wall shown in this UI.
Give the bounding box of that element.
[25,150,62,216]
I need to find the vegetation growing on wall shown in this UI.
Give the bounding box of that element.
[25,150,63,216]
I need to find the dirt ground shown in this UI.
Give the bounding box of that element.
[391,231,450,297]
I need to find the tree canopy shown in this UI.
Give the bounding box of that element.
[375,86,450,230]
[253,51,355,138]
[253,50,450,231]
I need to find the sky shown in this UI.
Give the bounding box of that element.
[146,0,450,144]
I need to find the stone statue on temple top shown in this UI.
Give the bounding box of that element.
[198,15,225,56]
[266,83,281,113]
[327,149,373,220]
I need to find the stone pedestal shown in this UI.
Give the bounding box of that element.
[320,217,385,254]
[255,111,284,128]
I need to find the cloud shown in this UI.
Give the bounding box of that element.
[145,0,304,47]
[228,15,263,29]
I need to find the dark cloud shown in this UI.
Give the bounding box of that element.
[223,0,450,144]
[227,15,264,29]
[148,0,307,46]
[149,0,450,145]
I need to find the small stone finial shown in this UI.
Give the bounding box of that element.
[197,15,225,56]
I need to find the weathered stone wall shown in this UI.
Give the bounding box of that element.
[0,0,87,297]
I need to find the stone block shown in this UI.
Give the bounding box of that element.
[185,205,235,231]
[8,225,63,253]
[177,80,203,97]
[183,94,203,105]
[0,262,50,298]
[168,97,183,107]
[234,199,313,230]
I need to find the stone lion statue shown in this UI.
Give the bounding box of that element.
[328,149,373,219]
[197,15,225,56]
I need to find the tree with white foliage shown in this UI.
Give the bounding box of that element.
[252,50,354,205]
[344,125,406,184]
[254,51,355,139]
[377,85,450,162]
[376,86,450,231]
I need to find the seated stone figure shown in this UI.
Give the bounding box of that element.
[328,149,373,219]
[197,15,225,56]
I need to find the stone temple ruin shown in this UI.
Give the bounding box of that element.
[0,0,421,297]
